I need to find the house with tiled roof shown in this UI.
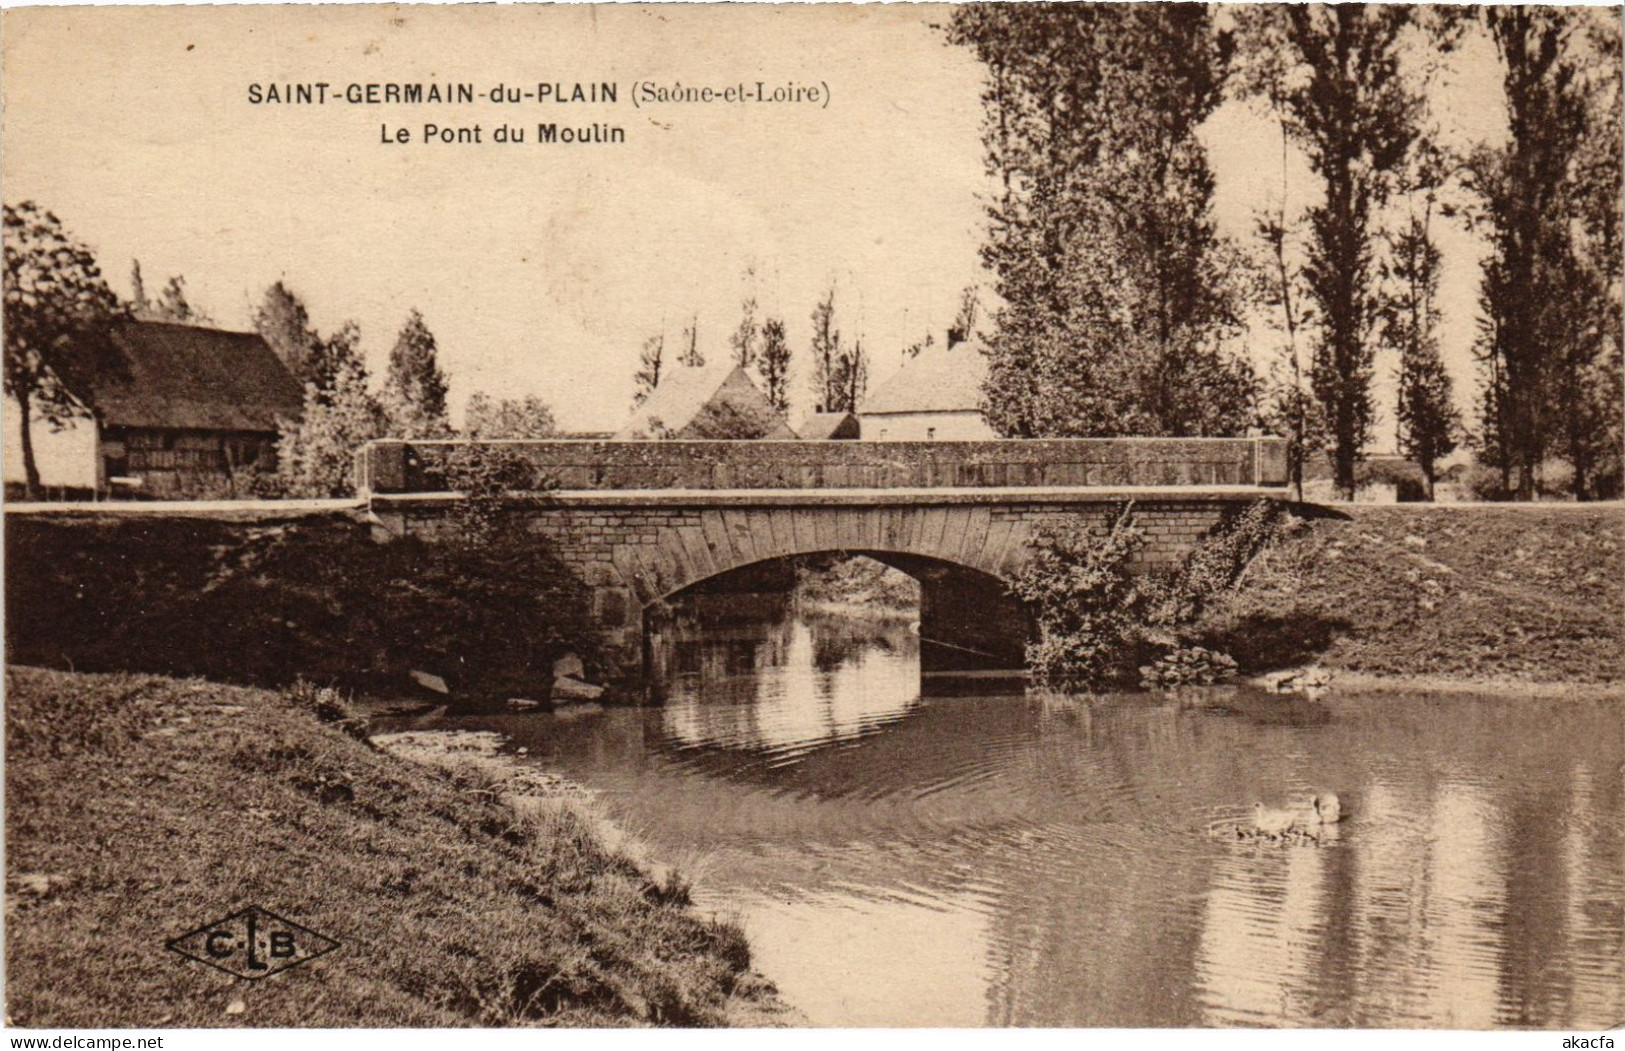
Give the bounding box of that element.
[616,362,795,440]
[3,320,303,498]
[857,334,994,441]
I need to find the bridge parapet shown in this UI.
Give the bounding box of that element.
[358,437,1287,496]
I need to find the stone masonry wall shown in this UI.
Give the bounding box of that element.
[380,497,1247,674]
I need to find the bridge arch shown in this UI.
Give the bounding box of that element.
[607,505,1032,608]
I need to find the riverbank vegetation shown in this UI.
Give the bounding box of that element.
[4,510,599,702]
[4,665,785,1027]
[1015,501,1623,690]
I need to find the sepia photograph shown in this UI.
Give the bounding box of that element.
[2,1,1622,1036]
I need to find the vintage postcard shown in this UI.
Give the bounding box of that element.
[2,1,1622,1037]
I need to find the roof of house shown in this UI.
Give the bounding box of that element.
[616,363,796,439]
[859,339,989,416]
[797,411,860,440]
[85,321,304,433]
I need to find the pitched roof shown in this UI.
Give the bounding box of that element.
[797,411,860,440]
[860,339,989,416]
[616,363,796,439]
[84,321,304,433]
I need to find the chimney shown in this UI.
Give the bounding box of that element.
[946,327,966,349]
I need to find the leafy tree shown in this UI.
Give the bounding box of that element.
[3,201,127,497]
[1251,138,1323,504]
[632,330,664,408]
[949,4,1254,440]
[382,308,450,438]
[827,337,869,415]
[1235,6,1432,499]
[1383,147,1457,500]
[1462,7,1594,500]
[253,281,323,387]
[730,271,761,370]
[1567,15,1625,499]
[463,393,557,439]
[307,320,363,407]
[950,284,981,344]
[273,354,386,498]
[676,315,704,368]
[151,274,211,325]
[129,260,150,317]
[808,287,842,412]
[756,317,791,413]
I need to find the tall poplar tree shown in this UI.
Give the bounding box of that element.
[756,317,791,413]
[1235,6,1430,499]
[948,3,1253,440]
[1383,147,1457,500]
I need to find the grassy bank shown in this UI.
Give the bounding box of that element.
[1191,504,1624,686]
[4,510,599,701]
[4,665,788,1027]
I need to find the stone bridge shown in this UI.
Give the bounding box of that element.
[359,438,1288,677]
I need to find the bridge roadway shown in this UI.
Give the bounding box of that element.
[359,437,1289,676]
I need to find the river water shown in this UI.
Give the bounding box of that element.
[396,605,1624,1028]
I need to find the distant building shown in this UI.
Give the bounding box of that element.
[796,411,860,441]
[616,363,795,440]
[3,320,303,499]
[857,335,995,441]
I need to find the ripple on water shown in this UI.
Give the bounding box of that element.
[391,609,1625,1029]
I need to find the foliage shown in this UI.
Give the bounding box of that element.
[273,354,387,498]
[152,274,211,325]
[948,4,1254,440]
[808,287,842,413]
[2,201,128,495]
[729,276,759,370]
[252,280,324,387]
[1009,503,1146,688]
[631,331,664,408]
[1460,8,1619,501]
[1141,499,1283,628]
[828,336,868,415]
[382,308,450,438]
[463,392,557,439]
[1383,150,1458,500]
[676,315,704,368]
[1252,201,1324,502]
[437,443,556,546]
[755,317,791,413]
[1234,6,1436,499]
[5,511,599,701]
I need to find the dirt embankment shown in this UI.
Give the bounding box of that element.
[4,666,792,1027]
[1192,504,1624,687]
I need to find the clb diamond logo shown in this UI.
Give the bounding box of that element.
[167,906,339,980]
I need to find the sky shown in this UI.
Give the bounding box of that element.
[2,4,1520,438]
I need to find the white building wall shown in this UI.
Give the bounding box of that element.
[3,397,100,490]
[857,411,996,441]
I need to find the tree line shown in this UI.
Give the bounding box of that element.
[949,4,1621,501]
[2,202,556,499]
[631,275,873,420]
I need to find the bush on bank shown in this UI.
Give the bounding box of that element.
[1011,500,1283,689]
